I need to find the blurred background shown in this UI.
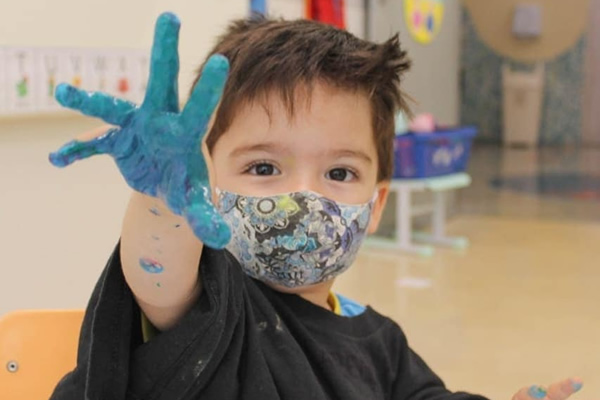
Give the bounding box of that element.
[0,1,598,399]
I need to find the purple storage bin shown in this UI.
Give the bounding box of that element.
[393,127,477,178]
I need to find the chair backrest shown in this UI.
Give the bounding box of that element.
[0,310,84,400]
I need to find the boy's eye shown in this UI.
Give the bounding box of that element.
[326,168,356,182]
[247,162,281,176]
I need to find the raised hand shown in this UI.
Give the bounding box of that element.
[48,12,231,249]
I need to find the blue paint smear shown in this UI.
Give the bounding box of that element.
[528,386,547,399]
[48,12,232,249]
[149,207,161,216]
[139,257,164,274]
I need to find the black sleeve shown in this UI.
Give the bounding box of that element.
[49,244,247,400]
[392,329,489,400]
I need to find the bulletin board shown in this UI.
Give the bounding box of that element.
[0,47,149,116]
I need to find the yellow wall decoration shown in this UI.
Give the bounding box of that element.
[404,0,444,45]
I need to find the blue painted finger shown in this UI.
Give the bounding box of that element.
[186,202,231,249]
[55,84,136,126]
[143,12,181,113]
[181,55,229,137]
[49,129,117,167]
[166,156,211,214]
[185,184,231,248]
[545,378,583,400]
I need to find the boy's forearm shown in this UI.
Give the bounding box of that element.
[120,191,204,331]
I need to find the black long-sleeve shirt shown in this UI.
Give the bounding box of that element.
[50,243,489,400]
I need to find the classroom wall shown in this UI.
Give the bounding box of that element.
[368,0,462,125]
[0,1,366,317]
[0,0,248,99]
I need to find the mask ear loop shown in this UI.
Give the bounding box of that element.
[370,189,380,204]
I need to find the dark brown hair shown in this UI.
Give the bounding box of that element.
[192,15,411,181]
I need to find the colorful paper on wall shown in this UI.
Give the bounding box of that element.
[0,48,6,115]
[36,49,64,111]
[306,0,345,29]
[88,52,109,94]
[404,0,444,45]
[132,50,150,104]
[0,46,148,115]
[63,50,89,91]
[111,52,136,102]
[6,48,36,113]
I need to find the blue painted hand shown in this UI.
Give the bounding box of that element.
[48,12,231,249]
[511,378,583,400]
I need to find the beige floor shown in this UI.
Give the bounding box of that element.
[334,146,600,399]
[336,217,600,399]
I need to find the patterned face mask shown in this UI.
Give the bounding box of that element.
[217,190,375,288]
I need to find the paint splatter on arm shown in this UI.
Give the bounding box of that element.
[149,207,161,216]
[139,257,165,274]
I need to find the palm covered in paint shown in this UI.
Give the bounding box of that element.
[49,12,231,249]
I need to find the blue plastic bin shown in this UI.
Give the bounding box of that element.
[393,127,477,178]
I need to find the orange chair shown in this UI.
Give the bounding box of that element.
[0,310,84,400]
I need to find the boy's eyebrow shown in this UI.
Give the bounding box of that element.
[229,143,289,157]
[229,143,372,164]
[329,149,373,164]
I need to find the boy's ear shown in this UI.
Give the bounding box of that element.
[367,182,390,234]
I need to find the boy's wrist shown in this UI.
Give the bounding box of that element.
[129,190,181,221]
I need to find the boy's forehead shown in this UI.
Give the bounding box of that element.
[218,83,376,155]
[240,82,372,124]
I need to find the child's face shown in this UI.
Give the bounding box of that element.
[210,82,389,234]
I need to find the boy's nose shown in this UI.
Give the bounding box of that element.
[287,173,325,195]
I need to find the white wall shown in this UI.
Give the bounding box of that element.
[0,116,128,316]
[368,0,462,125]
[0,1,247,317]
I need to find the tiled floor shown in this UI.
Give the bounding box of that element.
[334,145,600,399]
[458,146,600,222]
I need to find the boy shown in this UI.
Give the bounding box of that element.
[47,12,582,400]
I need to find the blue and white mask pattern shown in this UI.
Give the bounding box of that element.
[217,190,374,288]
